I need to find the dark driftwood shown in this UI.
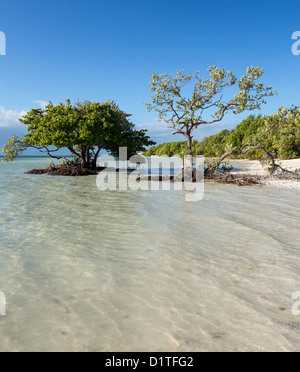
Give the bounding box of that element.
[204,171,262,186]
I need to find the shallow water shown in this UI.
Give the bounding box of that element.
[0,157,300,351]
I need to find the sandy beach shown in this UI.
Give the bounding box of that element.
[230,159,300,189]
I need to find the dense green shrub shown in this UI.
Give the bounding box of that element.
[144,114,300,159]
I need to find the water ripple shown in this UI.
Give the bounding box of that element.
[0,158,300,351]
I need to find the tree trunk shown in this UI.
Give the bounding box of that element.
[87,146,91,168]
[91,145,104,169]
[186,133,192,156]
[91,158,97,169]
[80,146,88,168]
[184,133,193,178]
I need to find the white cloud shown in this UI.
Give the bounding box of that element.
[33,100,48,108]
[136,121,172,136]
[0,106,26,128]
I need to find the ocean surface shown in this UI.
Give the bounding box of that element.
[0,157,300,351]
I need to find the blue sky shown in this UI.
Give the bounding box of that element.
[1,0,300,154]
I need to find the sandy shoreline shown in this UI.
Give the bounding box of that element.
[229,159,300,189]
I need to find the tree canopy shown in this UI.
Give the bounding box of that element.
[2,99,155,167]
[146,66,278,156]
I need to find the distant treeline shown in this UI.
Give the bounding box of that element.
[144,115,300,159]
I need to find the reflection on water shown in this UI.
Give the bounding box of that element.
[0,157,300,351]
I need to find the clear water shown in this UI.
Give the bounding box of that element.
[0,157,300,352]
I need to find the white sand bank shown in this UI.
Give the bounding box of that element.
[228,159,300,189]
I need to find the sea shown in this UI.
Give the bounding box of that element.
[0,156,300,351]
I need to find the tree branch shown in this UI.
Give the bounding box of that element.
[31,146,71,163]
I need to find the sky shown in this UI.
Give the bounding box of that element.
[1,0,300,155]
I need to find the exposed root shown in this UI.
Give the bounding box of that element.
[25,162,119,176]
[137,170,262,186]
[26,162,300,187]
